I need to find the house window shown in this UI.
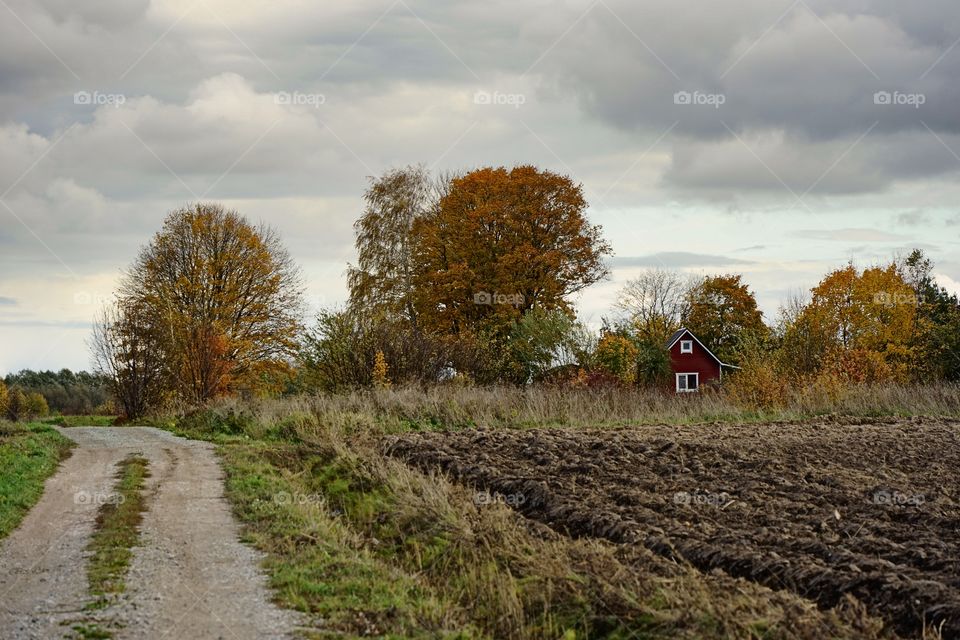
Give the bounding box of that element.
[680,340,693,354]
[676,373,699,393]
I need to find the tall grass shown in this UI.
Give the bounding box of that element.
[158,383,960,438]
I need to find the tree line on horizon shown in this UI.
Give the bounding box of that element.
[73,163,960,419]
[0,369,112,419]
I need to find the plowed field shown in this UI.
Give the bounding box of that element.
[386,417,960,639]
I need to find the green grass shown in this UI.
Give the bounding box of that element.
[221,441,473,638]
[45,415,118,428]
[69,622,113,640]
[0,421,73,540]
[86,455,149,605]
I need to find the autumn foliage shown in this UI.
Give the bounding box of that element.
[684,274,767,365]
[86,173,960,413]
[411,165,610,337]
[94,204,303,416]
[782,262,916,381]
[311,165,612,387]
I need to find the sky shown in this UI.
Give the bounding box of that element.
[2,0,960,373]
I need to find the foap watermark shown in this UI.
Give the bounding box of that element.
[74,91,126,108]
[474,491,526,507]
[73,291,113,306]
[873,291,919,307]
[273,491,325,505]
[74,489,125,506]
[873,91,925,108]
[672,490,732,507]
[473,291,524,307]
[274,91,326,108]
[674,90,725,109]
[473,90,526,108]
[872,489,925,506]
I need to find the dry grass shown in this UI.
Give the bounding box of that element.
[163,383,960,438]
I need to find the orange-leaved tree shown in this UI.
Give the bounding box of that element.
[410,165,611,338]
[101,204,303,409]
[684,274,767,365]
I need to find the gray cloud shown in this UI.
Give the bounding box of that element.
[2,0,960,370]
[0,319,90,328]
[792,228,908,242]
[895,210,931,227]
[611,252,753,268]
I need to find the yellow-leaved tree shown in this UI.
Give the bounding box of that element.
[684,274,768,365]
[94,204,304,414]
[784,262,916,381]
[0,380,8,419]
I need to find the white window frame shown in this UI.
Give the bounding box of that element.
[675,372,699,393]
[680,340,693,354]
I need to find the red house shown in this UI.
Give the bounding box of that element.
[665,328,737,393]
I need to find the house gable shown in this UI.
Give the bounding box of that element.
[665,328,733,392]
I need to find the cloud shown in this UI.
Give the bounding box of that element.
[0,319,91,329]
[2,0,960,370]
[792,228,908,242]
[895,210,931,227]
[543,1,960,139]
[611,252,752,268]
[934,273,960,298]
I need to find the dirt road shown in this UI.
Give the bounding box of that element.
[0,427,302,639]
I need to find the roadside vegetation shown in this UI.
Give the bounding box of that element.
[84,172,960,423]
[160,396,896,639]
[0,420,73,540]
[46,415,118,427]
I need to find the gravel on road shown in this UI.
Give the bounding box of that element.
[0,426,303,639]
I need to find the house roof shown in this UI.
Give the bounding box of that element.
[665,328,739,369]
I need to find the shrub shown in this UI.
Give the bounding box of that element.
[300,309,456,390]
[176,408,256,436]
[6,388,27,421]
[634,340,673,386]
[820,348,895,384]
[594,334,639,385]
[0,381,8,418]
[24,392,49,418]
[372,350,391,388]
[724,361,790,410]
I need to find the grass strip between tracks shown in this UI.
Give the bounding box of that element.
[86,454,150,604]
